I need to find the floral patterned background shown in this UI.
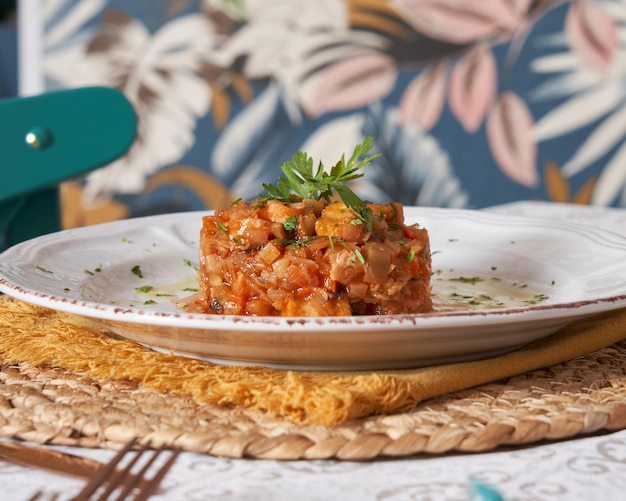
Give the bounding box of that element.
[41,0,626,228]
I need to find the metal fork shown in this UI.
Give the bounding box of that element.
[28,437,180,501]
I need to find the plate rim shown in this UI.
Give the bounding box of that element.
[0,207,625,332]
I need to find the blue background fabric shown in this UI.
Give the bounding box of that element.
[27,1,626,223]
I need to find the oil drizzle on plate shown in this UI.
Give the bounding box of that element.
[134,273,550,314]
[432,270,549,312]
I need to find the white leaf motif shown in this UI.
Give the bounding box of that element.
[563,104,626,177]
[212,83,283,179]
[73,14,219,199]
[533,83,624,142]
[45,0,107,48]
[592,140,626,206]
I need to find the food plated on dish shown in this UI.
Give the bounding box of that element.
[194,138,432,317]
[1,140,625,369]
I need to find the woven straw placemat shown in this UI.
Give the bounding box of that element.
[1,298,626,460]
[2,345,626,460]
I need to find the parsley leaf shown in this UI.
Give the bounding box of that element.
[283,215,298,232]
[258,137,379,231]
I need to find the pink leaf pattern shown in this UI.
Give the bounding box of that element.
[390,0,527,44]
[566,1,618,73]
[303,53,397,117]
[399,61,446,130]
[510,0,533,16]
[448,44,497,132]
[486,92,537,187]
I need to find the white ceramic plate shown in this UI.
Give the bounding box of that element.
[1,208,625,370]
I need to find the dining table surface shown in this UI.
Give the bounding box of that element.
[2,200,626,501]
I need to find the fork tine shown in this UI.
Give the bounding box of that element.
[28,492,60,501]
[70,437,180,501]
[98,441,151,501]
[112,443,164,501]
[70,437,138,501]
[132,448,181,501]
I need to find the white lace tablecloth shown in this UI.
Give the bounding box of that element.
[3,202,626,501]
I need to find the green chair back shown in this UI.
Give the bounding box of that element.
[0,86,136,249]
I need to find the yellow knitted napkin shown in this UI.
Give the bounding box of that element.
[1,296,625,426]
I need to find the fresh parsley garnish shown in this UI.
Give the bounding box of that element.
[131,265,143,278]
[258,137,379,231]
[283,215,297,232]
[354,248,365,264]
[449,276,484,285]
[279,236,315,248]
